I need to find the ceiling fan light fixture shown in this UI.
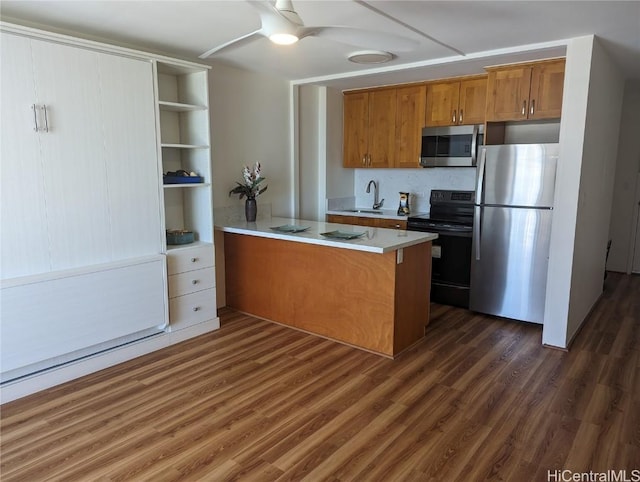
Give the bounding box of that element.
[269,33,299,45]
[347,50,394,64]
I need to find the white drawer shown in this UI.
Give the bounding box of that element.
[167,245,214,275]
[168,268,215,298]
[169,288,217,329]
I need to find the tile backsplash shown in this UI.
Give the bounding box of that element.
[353,168,477,214]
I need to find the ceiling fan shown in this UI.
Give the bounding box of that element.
[199,0,419,59]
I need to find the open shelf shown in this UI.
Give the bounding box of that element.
[156,60,213,251]
[159,101,207,112]
[163,183,211,189]
[161,143,209,149]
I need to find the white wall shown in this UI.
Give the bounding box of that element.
[209,62,291,217]
[325,87,352,201]
[297,85,352,221]
[298,85,322,220]
[608,80,640,272]
[543,36,625,348]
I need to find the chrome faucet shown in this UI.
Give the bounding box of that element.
[366,180,384,209]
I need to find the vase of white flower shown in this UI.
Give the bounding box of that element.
[229,162,267,222]
[245,197,257,222]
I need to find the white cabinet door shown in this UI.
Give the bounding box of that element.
[0,33,50,277]
[97,54,162,259]
[1,34,162,278]
[31,39,113,270]
[1,256,167,377]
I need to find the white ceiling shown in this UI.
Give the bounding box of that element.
[2,1,639,88]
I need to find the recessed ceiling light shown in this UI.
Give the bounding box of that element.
[347,50,394,64]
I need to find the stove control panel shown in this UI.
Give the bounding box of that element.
[430,190,475,205]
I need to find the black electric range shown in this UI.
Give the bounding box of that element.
[407,190,475,308]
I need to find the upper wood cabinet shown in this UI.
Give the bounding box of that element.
[394,85,426,168]
[485,59,565,122]
[344,85,424,168]
[425,77,487,127]
[343,89,396,168]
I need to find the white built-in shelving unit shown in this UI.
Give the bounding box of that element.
[156,61,217,332]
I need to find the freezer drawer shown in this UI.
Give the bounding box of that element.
[470,206,552,324]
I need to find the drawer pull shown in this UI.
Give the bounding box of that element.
[192,306,200,312]
[191,279,199,285]
[191,257,198,263]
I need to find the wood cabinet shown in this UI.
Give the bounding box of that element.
[343,89,396,168]
[394,85,426,168]
[327,214,407,230]
[425,77,487,127]
[344,85,426,169]
[377,218,409,230]
[485,59,565,121]
[224,233,430,357]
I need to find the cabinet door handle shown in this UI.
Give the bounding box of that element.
[191,257,198,262]
[31,104,39,132]
[362,155,366,166]
[530,99,535,116]
[452,110,456,123]
[368,154,371,166]
[192,306,200,312]
[191,279,199,285]
[522,100,527,116]
[459,109,463,124]
[42,105,49,132]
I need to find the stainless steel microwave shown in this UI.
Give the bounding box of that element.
[420,124,484,168]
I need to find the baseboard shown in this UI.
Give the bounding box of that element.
[0,318,220,404]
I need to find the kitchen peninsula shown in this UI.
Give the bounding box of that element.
[218,217,437,357]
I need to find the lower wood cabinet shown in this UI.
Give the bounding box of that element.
[377,218,409,230]
[327,214,407,230]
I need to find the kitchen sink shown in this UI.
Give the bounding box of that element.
[341,209,384,215]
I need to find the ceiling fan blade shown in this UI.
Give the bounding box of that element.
[308,26,418,52]
[199,29,264,58]
[247,0,279,17]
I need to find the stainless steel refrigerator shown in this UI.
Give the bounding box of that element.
[470,143,559,324]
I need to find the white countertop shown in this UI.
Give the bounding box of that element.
[216,217,437,254]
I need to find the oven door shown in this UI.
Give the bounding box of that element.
[413,223,472,308]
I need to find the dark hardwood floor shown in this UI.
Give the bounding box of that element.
[1,273,638,481]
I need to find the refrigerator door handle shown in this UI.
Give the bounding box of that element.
[473,147,486,261]
[474,206,482,260]
[475,147,486,202]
